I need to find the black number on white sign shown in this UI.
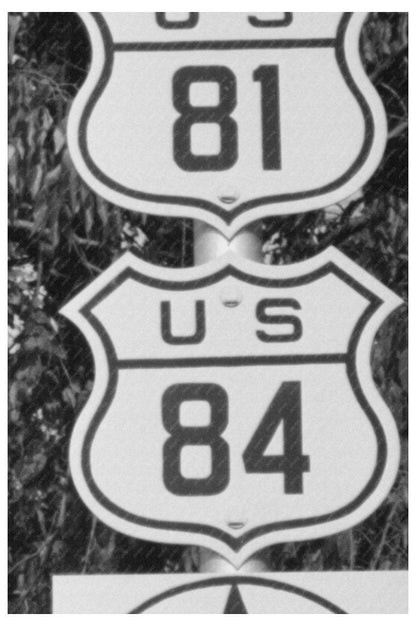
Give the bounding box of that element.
[243,381,310,494]
[253,65,281,170]
[172,65,281,172]
[173,66,238,172]
[162,381,310,496]
[162,383,230,496]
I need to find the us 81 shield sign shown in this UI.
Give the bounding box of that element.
[61,248,401,566]
[68,12,386,236]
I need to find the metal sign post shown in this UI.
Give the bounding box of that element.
[195,220,264,574]
[194,221,263,265]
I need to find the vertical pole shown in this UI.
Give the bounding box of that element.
[194,221,263,264]
[193,220,269,574]
[199,547,271,573]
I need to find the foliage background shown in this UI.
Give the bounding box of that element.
[8,12,408,613]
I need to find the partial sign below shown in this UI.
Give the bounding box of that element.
[68,12,387,236]
[61,247,401,566]
[53,571,408,614]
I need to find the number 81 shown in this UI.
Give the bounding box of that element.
[173,65,281,172]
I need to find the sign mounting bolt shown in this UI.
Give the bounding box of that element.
[218,188,240,204]
[220,287,242,308]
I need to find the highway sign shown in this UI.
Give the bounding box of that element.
[53,572,408,613]
[61,248,401,566]
[68,12,387,236]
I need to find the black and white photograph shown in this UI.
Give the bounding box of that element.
[7,9,408,614]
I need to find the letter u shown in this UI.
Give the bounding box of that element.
[160,300,206,344]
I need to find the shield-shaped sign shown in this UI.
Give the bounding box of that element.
[61,248,401,566]
[68,12,387,236]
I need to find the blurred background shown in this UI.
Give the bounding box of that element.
[8,12,407,613]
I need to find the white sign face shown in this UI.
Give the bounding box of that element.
[61,248,400,566]
[53,572,408,614]
[68,12,387,236]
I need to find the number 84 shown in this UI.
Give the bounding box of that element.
[162,381,310,496]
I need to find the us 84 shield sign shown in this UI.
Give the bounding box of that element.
[61,248,401,566]
[68,12,386,236]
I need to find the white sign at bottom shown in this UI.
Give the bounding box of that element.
[53,571,407,614]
